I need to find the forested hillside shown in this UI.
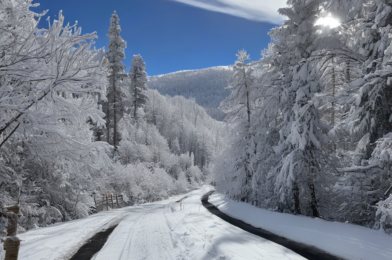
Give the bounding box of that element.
[0,1,225,235]
[148,66,233,120]
[215,0,392,234]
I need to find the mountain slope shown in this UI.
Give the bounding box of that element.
[148,66,233,120]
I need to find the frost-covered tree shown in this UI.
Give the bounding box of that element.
[258,0,326,216]
[145,89,225,172]
[0,4,107,159]
[275,62,327,216]
[217,50,255,200]
[105,11,127,150]
[0,1,111,231]
[215,0,392,231]
[129,54,148,118]
[334,0,392,228]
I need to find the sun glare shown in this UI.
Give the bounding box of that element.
[315,15,341,29]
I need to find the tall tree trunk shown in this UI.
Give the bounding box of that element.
[309,181,319,217]
[106,95,110,144]
[293,181,300,215]
[113,74,117,150]
[331,66,336,127]
[134,77,137,118]
[244,67,252,200]
[246,88,251,126]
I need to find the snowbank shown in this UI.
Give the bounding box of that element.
[16,207,130,260]
[209,193,392,260]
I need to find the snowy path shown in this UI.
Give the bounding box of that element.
[17,186,392,260]
[93,186,304,260]
[17,186,305,260]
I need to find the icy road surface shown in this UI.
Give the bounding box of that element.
[18,186,304,260]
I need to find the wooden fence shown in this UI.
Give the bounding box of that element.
[93,193,124,211]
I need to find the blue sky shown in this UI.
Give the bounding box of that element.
[33,0,286,76]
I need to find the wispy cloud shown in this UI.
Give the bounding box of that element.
[171,0,287,24]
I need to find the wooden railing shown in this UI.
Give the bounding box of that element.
[175,196,188,210]
[94,193,124,211]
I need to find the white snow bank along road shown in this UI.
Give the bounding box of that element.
[16,193,187,260]
[16,206,131,260]
[209,193,392,260]
[93,185,304,260]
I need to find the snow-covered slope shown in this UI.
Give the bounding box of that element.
[148,66,233,120]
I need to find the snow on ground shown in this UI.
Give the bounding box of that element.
[17,207,130,260]
[93,185,304,260]
[209,193,392,260]
[15,186,305,260]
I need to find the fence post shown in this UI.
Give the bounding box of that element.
[2,205,21,260]
[93,194,97,209]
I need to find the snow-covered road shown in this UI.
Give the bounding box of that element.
[93,186,304,260]
[17,186,304,260]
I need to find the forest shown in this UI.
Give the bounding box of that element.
[215,0,392,234]
[148,66,233,120]
[0,0,225,234]
[1,0,392,243]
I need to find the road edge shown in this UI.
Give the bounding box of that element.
[201,191,344,260]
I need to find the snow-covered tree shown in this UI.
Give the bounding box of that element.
[104,11,127,150]
[129,54,148,118]
[213,0,392,233]
[0,1,111,231]
[276,62,327,216]
[216,50,256,200]
[0,4,108,160]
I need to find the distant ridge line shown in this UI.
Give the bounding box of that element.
[149,65,232,78]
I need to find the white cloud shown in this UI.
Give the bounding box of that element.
[171,0,287,24]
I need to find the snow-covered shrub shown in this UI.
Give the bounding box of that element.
[174,172,188,194]
[375,195,392,234]
[108,163,178,204]
[187,166,203,187]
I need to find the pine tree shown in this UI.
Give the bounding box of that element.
[129,54,148,118]
[219,50,254,200]
[105,11,127,150]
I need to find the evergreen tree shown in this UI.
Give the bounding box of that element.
[218,50,254,200]
[105,11,127,150]
[129,54,148,118]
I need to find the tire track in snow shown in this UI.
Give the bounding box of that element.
[94,203,182,260]
[92,188,306,260]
